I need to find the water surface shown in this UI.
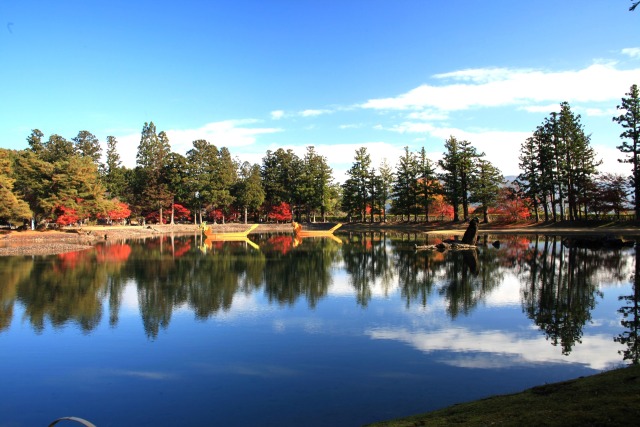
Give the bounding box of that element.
[0,232,636,426]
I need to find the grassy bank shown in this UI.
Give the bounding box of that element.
[366,364,640,427]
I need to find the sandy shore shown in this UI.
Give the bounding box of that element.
[1,221,639,256]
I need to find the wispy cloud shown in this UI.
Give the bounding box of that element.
[621,47,640,58]
[361,63,639,112]
[300,109,332,117]
[270,110,285,120]
[368,327,621,370]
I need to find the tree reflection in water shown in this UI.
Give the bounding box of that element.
[615,240,640,364]
[0,231,636,360]
[521,235,632,355]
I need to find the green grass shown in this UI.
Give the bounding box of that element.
[366,364,640,427]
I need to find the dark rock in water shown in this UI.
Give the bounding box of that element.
[461,218,479,245]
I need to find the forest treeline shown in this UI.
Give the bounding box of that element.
[0,84,638,227]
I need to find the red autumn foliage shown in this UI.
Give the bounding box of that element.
[268,202,293,222]
[145,203,192,224]
[56,250,84,270]
[207,207,240,223]
[267,235,295,254]
[54,205,80,226]
[490,188,531,221]
[107,202,132,221]
[430,195,454,220]
[95,244,132,263]
[172,240,192,258]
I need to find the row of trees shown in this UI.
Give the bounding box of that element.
[340,141,504,224]
[0,85,638,226]
[517,85,640,222]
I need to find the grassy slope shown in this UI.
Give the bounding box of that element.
[366,364,640,427]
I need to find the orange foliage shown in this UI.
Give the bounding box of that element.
[430,194,454,220]
[56,250,84,270]
[107,202,131,221]
[54,205,79,226]
[95,244,132,263]
[268,235,295,254]
[268,202,293,222]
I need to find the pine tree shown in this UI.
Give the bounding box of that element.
[300,147,333,221]
[26,129,44,155]
[42,134,75,163]
[135,122,172,220]
[417,147,437,222]
[517,135,541,222]
[233,162,265,223]
[392,146,419,221]
[261,148,303,218]
[343,147,372,222]
[377,159,394,223]
[103,136,127,199]
[0,149,32,222]
[438,136,463,221]
[72,130,102,165]
[470,158,504,223]
[614,84,640,219]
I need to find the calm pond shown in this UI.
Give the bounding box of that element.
[0,231,637,426]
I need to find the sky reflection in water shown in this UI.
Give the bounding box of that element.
[0,232,636,426]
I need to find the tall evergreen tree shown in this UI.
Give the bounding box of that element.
[342,147,371,221]
[392,147,419,221]
[135,122,172,221]
[517,135,541,222]
[72,130,102,165]
[12,150,54,223]
[213,147,238,222]
[102,136,127,199]
[458,139,483,220]
[26,129,44,155]
[377,159,394,223]
[438,136,463,221]
[470,158,504,223]
[41,134,75,164]
[301,147,333,222]
[164,152,189,224]
[614,84,640,219]
[417,147,437,222]
[0,149,32,222]
[186,139,218,222]
[261,148,303,218]
[233,162,265,223]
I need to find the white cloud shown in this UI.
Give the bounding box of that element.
[583,107,619,117]
[368,327,621,370]
[621,47,640,58]
[519,103,561,114]
[300,109,331,117]
[407,110,449,121]
[361,63,640,112]
[270,110,285,120]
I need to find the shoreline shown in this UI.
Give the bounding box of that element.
[1,220,640,256]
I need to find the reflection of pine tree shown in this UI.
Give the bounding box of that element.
[342,232,395,307]
[615,247,640,364]
[521,237,601,355]
[262,237,339,308]
[438,246,504,319]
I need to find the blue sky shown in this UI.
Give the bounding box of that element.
[1,1,639,183]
